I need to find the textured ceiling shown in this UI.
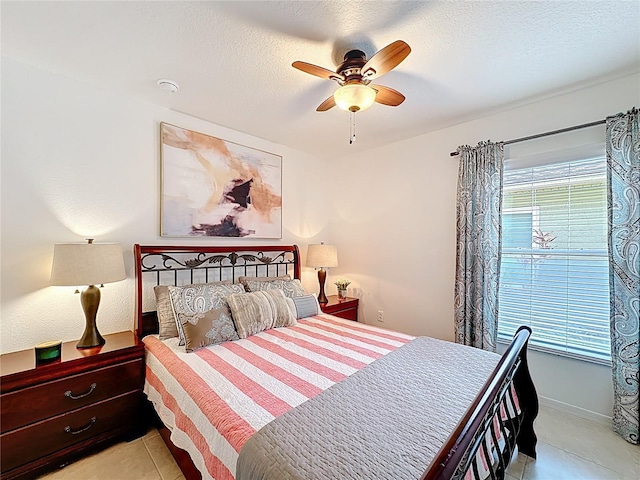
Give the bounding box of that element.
[3,1,639,157]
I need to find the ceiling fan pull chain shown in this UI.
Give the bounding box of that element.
[350,111,356,144]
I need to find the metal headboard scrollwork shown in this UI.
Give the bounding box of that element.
[134,244,301,340]
[140,250,297,283]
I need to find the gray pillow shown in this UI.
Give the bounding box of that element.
[168,283,245,345]
[227,289,297,339]
[286,294,320,319]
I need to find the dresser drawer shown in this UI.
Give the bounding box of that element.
[1,359,143,433]
[0,391,140,473]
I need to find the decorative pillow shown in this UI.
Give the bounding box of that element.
[168,283,245,345]
[237,275,291,292]
[154,285,178,340]
[227,289,297,339]
[155,281,232,340]
[178,308,239,353]
[286,294,321,319]
[243,278,307,298]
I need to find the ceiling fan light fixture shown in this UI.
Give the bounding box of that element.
[333,84,376,113]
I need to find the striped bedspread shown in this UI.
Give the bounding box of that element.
[143,314,414,480]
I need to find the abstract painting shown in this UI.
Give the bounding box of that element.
[160,123,282,238]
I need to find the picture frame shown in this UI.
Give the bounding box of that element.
[160,122,282,238]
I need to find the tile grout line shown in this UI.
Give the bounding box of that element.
[536,407,639,478]
[142,436,165,480]
[532,441,626,479]
[540,438,634,478]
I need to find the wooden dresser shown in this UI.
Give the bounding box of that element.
[320,295,359,321]
[0,331,145,479]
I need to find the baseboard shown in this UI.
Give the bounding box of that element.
[538,395,612,426]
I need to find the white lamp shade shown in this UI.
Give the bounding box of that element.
[50,243,126,286]
[333,84,376,112]
[306,244,338,268]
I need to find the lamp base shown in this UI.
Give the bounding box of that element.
[76,328,105,349]
[317,268,328,304]
[76,285,106,349]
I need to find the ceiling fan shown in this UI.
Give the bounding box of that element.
[292,40,411,113]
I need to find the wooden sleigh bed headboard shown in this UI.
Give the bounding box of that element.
[134,244,300,341]
[133,244,538,480]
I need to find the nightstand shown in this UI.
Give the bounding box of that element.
[0,331,145,479]
[320,295,359,321]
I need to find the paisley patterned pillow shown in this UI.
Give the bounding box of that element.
[243,278,307,298]
[237,275,291,292]
[168,283,245,345]
[155,280,232,340]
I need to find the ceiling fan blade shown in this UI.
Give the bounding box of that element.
[371,84,406,106]
[361,40,411,80]
[292,61,344,81]
[316,95,336,111]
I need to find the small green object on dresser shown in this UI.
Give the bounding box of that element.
[34,340,62,364]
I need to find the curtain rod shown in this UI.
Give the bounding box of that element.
[449,119,607,157]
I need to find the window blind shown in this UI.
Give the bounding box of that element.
[498,156,611,363]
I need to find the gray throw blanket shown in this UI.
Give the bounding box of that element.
[236,336,500,480]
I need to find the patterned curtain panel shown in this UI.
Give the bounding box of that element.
[454,141,504,352]
[606,108,640,445]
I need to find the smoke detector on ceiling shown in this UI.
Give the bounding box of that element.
[156,79,179,94]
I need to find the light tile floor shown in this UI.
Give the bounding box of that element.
[510,405,640,480]
[40,428,183,480]
[40,405,639,479]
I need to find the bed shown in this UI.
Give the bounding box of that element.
[134,244,538,480]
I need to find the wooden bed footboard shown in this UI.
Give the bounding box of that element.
[422,326,538,480]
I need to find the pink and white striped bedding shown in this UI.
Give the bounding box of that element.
[463,384,521,480]
[143,314,414,480]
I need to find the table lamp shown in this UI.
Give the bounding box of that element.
[50,239,126,348]
[306,243,338,304]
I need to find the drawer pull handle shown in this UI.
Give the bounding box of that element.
[64,383,97,400]
[64,416,96,435]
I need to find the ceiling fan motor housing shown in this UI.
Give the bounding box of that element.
[338,50,369,81]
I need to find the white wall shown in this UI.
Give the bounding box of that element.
[326,72,640,418]
[498,345,614,424]
[1,57,329,354]
[3,55,638,419]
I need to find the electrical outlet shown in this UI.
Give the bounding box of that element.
[377,310,384,322]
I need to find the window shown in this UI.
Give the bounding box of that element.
[498,156,611,363]
[501,207,539,248]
